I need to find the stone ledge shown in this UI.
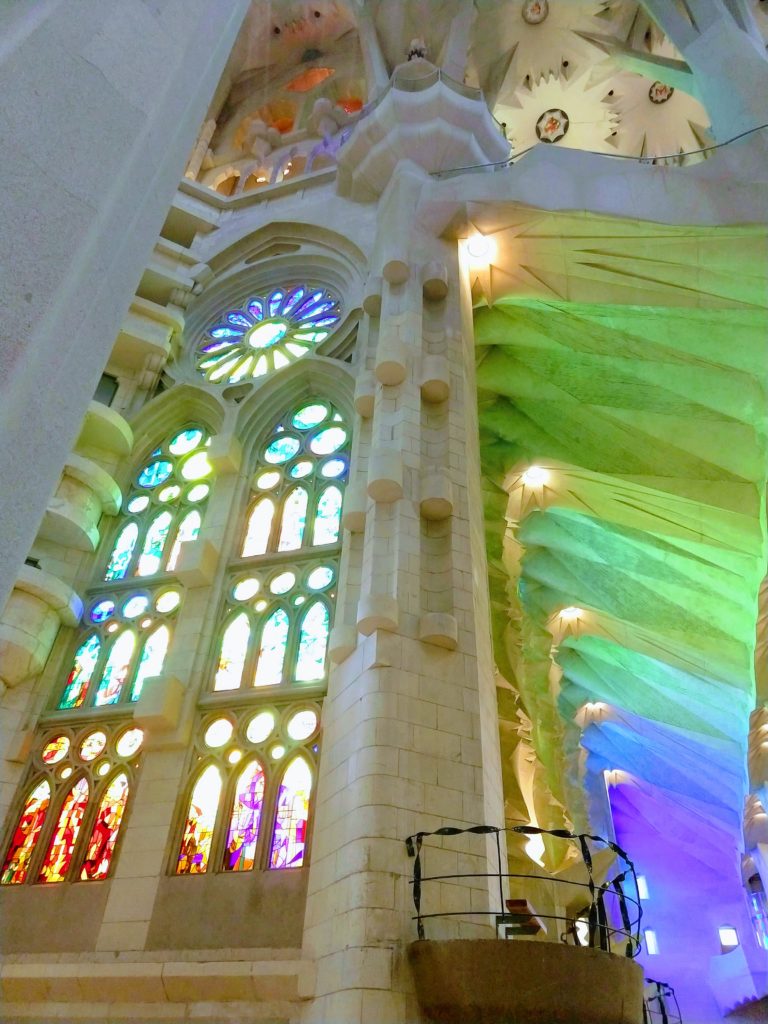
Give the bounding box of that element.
[0,955,314,1006]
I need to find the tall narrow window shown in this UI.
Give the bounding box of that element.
[1,780,51,885]
[223,760,265,871]
[80,773,130,880]
[38,778,90,883]
[177,765,222,874]
[270,756,312,869]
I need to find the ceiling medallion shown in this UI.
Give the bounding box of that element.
[522,0,549,24]
[535,108,569,143]
[648,81,674,104]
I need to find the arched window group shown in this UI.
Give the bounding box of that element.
[176,704,318,874]
[210,400,347,695]
[1,726,143,885]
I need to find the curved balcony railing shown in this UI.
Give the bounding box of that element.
[644,979,682,1023]
[404,823,643,957]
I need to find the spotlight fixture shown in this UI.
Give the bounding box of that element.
[559,606,583,621]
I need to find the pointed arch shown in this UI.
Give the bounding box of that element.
[105,522,139,581]
[58,634,101,709]
[94,631,137,706]
[243,497,275,556]
[131,625,170,701]
[295,600,330,682]
[215,613,251,691]
[277,486,308,551]
[137,511,173,576]
[254,606,290,687]
[80,773,130,880]
[270,756,312,869]
[166,509,202,571]
[38,777,90,883]
[176,764,222,874]
[223,759,265,872]
[312,485,342,545]
[1,779,51,885]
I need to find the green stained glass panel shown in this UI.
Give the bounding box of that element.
[105,523,139,581]
[58,635,101,709]
[264,436,300,464]
[130,625,170,701]
[292,404,327,430]
[136,511,173,576]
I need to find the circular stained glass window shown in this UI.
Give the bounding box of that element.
[181,453,212,481]
[204,719,234,748]
[265,436,300,464]
[286,709,318,740]
[256,471,281,490]
[97,760,111,776]
[310,428,346,455]
[187,484,210,503]
[197,286,340,385]
[290,461,313,479]
[79,731,107,761]
[158,485,181,503]
[115,728,144,757]
[90,599,115,623]
[155,590,181,613]
[127,495,150,514]
[246,710,275,744]
[227,749,243,765]
[169,429,204,455]
[138,461,173,488]
[292,404,328,430]
[270,744,285,760]
[122,595,149,618]
[42,735,70,764]
[307,566,334,590]
[320,458,346,478]
[270,571,296,595]
[233,578,260,601]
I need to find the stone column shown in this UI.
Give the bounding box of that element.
[301,165,505,1023]
[0,0,251,612]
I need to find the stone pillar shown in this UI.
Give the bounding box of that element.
[0,0,251,612]
[301,166,505,1023]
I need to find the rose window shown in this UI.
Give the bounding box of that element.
[196,286,340,385]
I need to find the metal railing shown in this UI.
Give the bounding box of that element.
[644,980,682,1024]
[404,823,642,957]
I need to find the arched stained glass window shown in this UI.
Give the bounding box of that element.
[103,424,212,582]
[105,523,139,581]
[130,625,170,701]
[56,589,182,711]
[277,488,308,551]
[243,498,274,557]
[270,756,312,869]
[177,765,222,874]
[38,777,90,883]
[1,780,51,885]
[295,601,330,683]
[254,608,290,687]
[80,773,129,880]
[312,486,342,546]
[215,614,250,691]
[59,635,101,710]
[94,631,136,706]
[136,511,173,577]
[166,510,202,572]
[223,760,265,871]
[196,286,341,385]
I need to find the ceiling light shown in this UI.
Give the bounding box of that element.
[521,465,548,486]
[559,606,583,621]
[466,233,493,261]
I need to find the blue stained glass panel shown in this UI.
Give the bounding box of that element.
[210,326,244,339]
[247,298,264,320]
[281,287,306,316]
[138,461,173,488]
[90,600,115,624]
[278,488,308,551]
[268,290,284,316]
[227,312,252,328]
[313,486,342,545]
[105,523,139,581]
[264,437,300,464]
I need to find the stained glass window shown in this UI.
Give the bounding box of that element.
[176,765,222,874]
[270,757,312,869]
[277,488,308,551]
[1,780,50,884]
[38,777,90,883]
[295,601,330,682]
[80,773,129,880]
[103,424,212,582]
[173,704,318,875]
[243,498,274,557]
[215,614,250,691]
[223,760,265,871]
[254,609,290,687]
[312,486,342,545]
[196,286,341,385]
[57,587,181,710]
[1,727,143,886]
